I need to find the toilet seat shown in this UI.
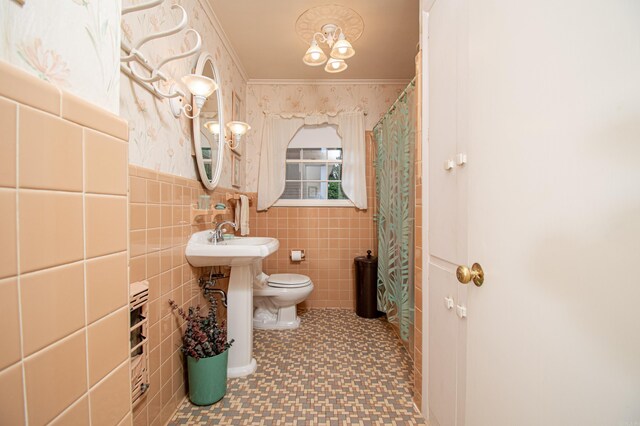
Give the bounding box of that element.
[267,273,311,288]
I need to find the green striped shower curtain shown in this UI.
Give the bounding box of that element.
[373,81,416,341]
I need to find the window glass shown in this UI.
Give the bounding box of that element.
[286,163,302,180]
[303,164,326,181]
[328,163,341,181]
[280,125,348,204]
[282,181,302,199]
[328,182,347,199]
[303,182,327,199]
[302,148,327,160]
[328,149,342,161]
[286,149,301,160]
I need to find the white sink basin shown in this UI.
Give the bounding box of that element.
[224,237,274,246]
[186,231,279,267]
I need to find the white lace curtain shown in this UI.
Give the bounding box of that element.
[257,111,367,211]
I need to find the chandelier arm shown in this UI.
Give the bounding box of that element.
[312,32,328,45]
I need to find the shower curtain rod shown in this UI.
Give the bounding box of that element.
[373,77,417,131]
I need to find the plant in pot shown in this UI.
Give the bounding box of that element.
[169,297,233,405]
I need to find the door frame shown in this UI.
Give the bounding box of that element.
[419,1,432,417]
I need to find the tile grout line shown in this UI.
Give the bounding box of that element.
[46,391,88,425]
[82,127,93,426]
[125,150,134,424]
[49,360,128,424]
[15,102,30,426]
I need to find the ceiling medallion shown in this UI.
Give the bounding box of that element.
[295,4,364,45]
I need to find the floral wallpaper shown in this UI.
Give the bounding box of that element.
[0,0,404,190]
[0,0,121,113]
[244,83,407,192]
[120,0,247,184]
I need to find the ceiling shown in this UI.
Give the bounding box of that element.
[209,0,419,81]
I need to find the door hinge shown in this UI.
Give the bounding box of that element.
[456,304,467,319]
[444,297,454,310]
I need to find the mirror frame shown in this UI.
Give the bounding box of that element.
[192,52,224,190]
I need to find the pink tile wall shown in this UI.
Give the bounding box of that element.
[129,165,235,426]
[0,60,131,426]
[251,133,378,309]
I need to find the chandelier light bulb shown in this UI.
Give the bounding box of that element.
[330,32,355,60]
[302,40,327,66]
[324,58,347,73]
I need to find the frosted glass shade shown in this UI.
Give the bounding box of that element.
[181,74,218,98]
[226,121,251,137]
[204,121,220,134]
[330,34,355,59]
[324,58,348,73]
[303,41,327,66]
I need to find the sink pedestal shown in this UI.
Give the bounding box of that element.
[185,232,279,378]
[226,263,257,377]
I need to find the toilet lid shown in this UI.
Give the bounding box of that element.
[267,273,311,288]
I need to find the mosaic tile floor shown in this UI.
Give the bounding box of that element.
[170,309,426,425]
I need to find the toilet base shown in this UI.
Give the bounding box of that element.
[253,304,301,330]
[253,316,301,330]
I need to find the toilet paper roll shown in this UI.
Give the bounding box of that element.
[291,250,303,262]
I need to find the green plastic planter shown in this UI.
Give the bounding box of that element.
[187,349,228,405]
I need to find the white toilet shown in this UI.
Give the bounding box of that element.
[253,273,314,330]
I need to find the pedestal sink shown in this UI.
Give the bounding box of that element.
[186,231,279,377]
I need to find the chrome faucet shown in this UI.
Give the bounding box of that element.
[211,221,238,244]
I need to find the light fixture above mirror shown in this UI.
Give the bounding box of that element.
[204,120,220,135]
[225,121,251,149]
[169,74,218,119]
[203,120,251,150]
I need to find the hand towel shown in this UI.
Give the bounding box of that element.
[236,194,250,236]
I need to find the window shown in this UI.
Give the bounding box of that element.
[275,125,353,207]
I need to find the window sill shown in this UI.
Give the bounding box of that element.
[273,199,355,208]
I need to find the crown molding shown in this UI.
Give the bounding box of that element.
[197,0,248,83]
[246,78,412,86]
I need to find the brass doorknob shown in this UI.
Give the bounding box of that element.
[456,263,484,287]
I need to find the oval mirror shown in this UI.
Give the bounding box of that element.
[192,52,224,190]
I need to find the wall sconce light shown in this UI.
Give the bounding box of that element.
[226,121,251,149]
[204,120,251,150]
[169,73,218,119]
[203,120,221,135]
[302,23,355,73]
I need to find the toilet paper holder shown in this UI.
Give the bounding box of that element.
[290,249,306,262]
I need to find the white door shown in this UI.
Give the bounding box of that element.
[425,0,468,425]
[425,0,640,425]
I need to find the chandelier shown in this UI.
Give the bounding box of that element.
[302,23,355,73]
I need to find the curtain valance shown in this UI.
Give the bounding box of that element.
[257,111,367,211]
